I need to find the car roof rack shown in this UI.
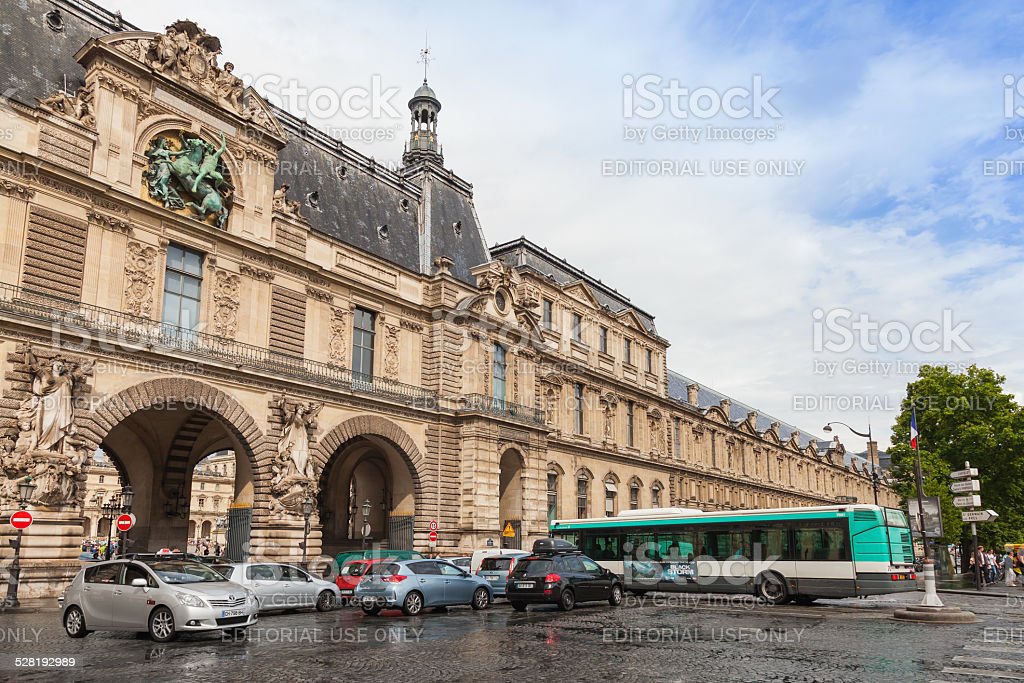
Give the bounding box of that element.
[532,538,579,555]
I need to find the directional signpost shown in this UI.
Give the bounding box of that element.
[961,509,998,523]
[953,461,991,591]
[950,480,980,494]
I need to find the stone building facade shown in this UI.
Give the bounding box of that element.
[0,1,894,597]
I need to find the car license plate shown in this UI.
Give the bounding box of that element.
[340,589,353,595]
[487,576,501,582]
[221,609,245,618]
[515,581,535,589]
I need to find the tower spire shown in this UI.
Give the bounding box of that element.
[404,42,443,167]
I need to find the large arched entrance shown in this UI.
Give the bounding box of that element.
[315,417,422,556]
[85,379,263,559]
[498,449,524,549]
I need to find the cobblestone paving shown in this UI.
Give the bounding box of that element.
[1,592,1023,682]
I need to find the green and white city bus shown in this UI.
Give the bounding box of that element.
[550,504,917,604]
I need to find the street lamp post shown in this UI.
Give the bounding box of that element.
[4,476,37,608]
[300,495,314,565]
[823,421,879,506]
[361,499,371,551]
[102,498,117,560]
[118,485,134,559]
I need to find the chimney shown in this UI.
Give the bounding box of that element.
[686,383,699,405]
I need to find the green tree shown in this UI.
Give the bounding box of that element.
[888,365,1024,552]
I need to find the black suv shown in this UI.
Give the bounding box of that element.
[505,539,624,612]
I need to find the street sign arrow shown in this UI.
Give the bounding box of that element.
[950,480,980,494]
[961,509,999,522]
[953,495,982,508]
[950,468,979,479]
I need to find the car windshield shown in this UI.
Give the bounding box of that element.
[211,565,234,579]
[340,562,368,577]
[145,561,228,583]
[367,563,401,576]
[512,559,552,577]
[480,557,514,571]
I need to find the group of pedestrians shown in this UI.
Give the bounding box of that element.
[969,546,1023,586]
[188,538,223,556]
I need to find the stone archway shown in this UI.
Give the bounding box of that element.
[499,448,525,549]
[313,416,425,557]
[81,378,268,558]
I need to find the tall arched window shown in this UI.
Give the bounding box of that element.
[629,478,641,510]
[492,343,507,403]
[546,470,559,523]
[604,477,618,517]
[651,482,663,508]
[576,473,590,518]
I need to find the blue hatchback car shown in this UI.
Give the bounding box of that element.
[355,559,493,616]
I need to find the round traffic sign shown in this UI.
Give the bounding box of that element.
[428,530,438,543]
[115,513,135,533]
[10,510,32,530]
[428,520,438,531]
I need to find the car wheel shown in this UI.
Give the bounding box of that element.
[148,606,178,643]
[511,601,527,612]
[361,604,382,616]
[558,589,575,611]
[402,591,424,616]
[316,590,335,612]
[471,587,490,610]
[755,572,790,605]
[64,606,90,638]
[609,584,624,607]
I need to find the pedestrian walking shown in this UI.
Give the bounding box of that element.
[1004,551,1016,587]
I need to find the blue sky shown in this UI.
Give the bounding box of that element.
[122,0,1024,451]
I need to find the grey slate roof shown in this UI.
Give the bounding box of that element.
[667,370,823,449]
[491,238,658,335]
[1,0,137,107]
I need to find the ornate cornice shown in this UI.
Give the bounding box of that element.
[86,209,133,235]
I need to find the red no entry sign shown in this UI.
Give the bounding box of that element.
[428,530,438,543]
[10,510,32,529]
[116,513,135,533]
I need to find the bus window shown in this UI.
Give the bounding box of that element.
[582,533,621,560]
[795,526,849,561]
[884,509,909,528]
[751,527,789,560]
[659,531,696,561]
[703,529,752,561]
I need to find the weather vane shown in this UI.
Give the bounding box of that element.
[418,35,432,82]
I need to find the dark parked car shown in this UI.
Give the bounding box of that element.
[505,539,623,612]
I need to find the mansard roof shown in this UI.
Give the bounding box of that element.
[490,237,658,336]
[667,370,822,449]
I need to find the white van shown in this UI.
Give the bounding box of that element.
[470,548,527,574]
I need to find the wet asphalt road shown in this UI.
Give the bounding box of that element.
[2,591,1024,682]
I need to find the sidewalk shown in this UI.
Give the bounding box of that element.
[0,597,59,613]
[931,573,1024,599]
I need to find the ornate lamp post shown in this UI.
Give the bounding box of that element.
[300,495,314,565]
[361,499,371,550]
[118,485,134,559]
[4,476,36,608]
[101,497,118,560]
[823,421,879,506]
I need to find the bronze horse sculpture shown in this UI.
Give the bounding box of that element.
[147,132,230,228]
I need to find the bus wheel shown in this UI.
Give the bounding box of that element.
[755,572,789,605]
[793,595,817,606]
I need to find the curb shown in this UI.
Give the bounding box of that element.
[935,588,1019,599]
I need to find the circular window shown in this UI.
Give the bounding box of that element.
[494,289,508,312]
[45,9,65,32]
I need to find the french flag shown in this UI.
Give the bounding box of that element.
[910,408,919,450]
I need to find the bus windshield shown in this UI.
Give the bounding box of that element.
[884,509,909,527]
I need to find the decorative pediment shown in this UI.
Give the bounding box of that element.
[93,22,283,141]
[785,430,802,451]
[703,405,730,425]
[761,421,781,444]
[737,410,759,435]
[615,308,648,331]
[562,280,602,309]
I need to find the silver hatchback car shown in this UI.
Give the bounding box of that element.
[355,559,493,616]
[60,559,258,642]
[214,562,340,613]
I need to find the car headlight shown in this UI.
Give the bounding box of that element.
[175,591,209,608]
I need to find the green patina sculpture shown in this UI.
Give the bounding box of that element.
[144,131,232,228]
